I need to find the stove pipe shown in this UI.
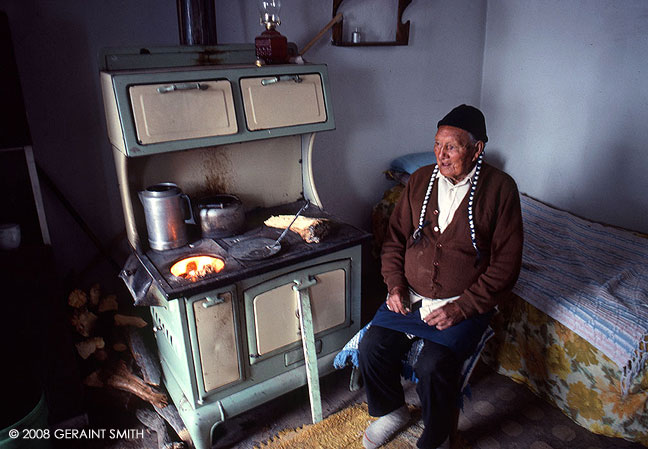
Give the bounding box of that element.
[176,0,217,45]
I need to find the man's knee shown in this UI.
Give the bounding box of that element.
[358,327,384,365]
[359,326,407,366]
[413,341,460,379]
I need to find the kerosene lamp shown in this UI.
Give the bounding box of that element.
[255,0,288,65]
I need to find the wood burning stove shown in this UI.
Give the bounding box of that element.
[100,45,369,449]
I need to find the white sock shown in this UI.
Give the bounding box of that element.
[363,405,410,449]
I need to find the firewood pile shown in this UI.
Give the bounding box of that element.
[67,284,191,448]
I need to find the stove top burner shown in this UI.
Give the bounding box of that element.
[143,223,308,290]
[125,202,371,301]
[227,237,280,260]
[146,238,241,289]
[170,255,226,281]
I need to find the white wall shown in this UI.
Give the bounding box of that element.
[481,0,648,233]
[1,0,487,277]
[216,0,487,228]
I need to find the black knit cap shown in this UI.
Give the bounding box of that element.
[437,104,488,143]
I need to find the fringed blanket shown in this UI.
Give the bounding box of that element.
[513,195,648,394]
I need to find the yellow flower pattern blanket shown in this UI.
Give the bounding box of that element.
[483,296,648,446]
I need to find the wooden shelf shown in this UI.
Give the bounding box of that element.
[331,0,412,47]
[331,40,409,47]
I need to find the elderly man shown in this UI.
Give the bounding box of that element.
[359,105,523,449]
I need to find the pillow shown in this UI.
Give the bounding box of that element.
[389,151,436,174]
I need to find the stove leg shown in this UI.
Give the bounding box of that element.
[294,278,323,423]
[183,420,216,449]
[172,394,225,449]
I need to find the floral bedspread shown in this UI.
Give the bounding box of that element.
[482,295,648,446]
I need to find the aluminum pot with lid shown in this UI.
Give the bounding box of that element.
[196,194,244,238]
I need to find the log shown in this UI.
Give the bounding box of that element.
[105,360,168,408]
[127,327,162,387]
[98,294,119,312]
[68,289,88,308]
[112,342,128,352]
[114,313,148,328]
[154,403,192,448]
[264,215,332,243]
[84,370,103,388]
[136,407,172,449]
[89,283,101,308]
[75,337,105,359]
[70,309,98,337]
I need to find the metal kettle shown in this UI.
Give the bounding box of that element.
[139,183,194,251]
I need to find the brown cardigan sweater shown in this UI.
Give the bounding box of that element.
[381,162,524,319]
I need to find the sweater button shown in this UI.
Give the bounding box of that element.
[433,261,439,266]
[433,226,439,232]
[436,243,442,248]
[433,209,439,215]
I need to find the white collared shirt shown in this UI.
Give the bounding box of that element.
[436,164,477,233]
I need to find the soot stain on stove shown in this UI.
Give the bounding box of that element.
[200,149,233,196]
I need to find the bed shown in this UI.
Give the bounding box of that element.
[372,154,648,446]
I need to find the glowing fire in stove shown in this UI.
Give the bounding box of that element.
[170,256,225,281]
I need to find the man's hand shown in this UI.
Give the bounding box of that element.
[386,288,410,315]
[422,302,464,330]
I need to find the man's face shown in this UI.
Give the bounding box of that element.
[434,125,483,183]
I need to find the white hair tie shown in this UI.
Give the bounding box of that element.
[412,152,483,262]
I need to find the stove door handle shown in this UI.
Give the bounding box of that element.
[293,275,318,292]
[201,294,226,308]
[157,82,209,93]
[260,75,302,86]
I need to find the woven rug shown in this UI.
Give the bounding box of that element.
[251,362,646,449]
[254,403,423,449]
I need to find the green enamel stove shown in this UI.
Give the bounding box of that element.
[100,45,368,449]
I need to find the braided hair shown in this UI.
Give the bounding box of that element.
[412,151,484,262]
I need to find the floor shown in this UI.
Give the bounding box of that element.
[210,362,646,449]
[59,360,646,449]
[211,367,366,449]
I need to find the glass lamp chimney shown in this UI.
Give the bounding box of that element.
[258,0,282,30]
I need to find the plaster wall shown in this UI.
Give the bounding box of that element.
[481,0,648,232]
[215,0,487,229]
[0,0,486,276]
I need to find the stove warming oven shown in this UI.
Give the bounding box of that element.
[99,45,369,449]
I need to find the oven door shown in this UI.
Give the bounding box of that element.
[129,79,238,144]
[243,258,351,381]
[186,285,243,399]
[240,73,327,130]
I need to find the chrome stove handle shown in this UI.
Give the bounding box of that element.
[202,294,226,308]
[293,275,318,292]
[261,75,302,86]
[157,82,209,93]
